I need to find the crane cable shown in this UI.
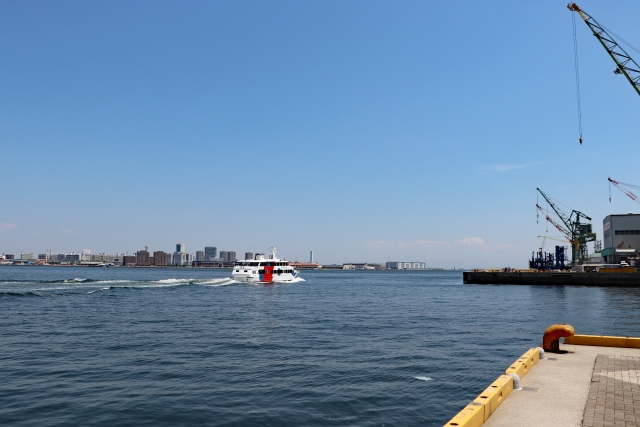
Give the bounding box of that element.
[609,180,612,202]
[572,12,583,145]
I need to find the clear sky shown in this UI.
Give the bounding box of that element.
[2,1,640,267]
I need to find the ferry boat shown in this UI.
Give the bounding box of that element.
[231,247,301,283]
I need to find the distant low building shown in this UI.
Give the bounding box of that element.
[344,263,382,270]
[289,261,321,269]
[192,260,235,268]
[321,264,343,270]
[122,256,136,266]
[89,253,123,264]
[386,261,426,270]
[64,254,80,263]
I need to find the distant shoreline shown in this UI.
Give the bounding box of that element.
[0,264,461,271]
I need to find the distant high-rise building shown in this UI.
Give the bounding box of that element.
[173,252,187,266]
[245,252,254,260]
[310,251,313,263]
[81,249,91,262]
[220,251,236,263]
[196,251,205,261]
[136,250,150,266]
[153,251,166,266]
[165,252,174,266]
[204,247,217,260]
[176,243,185,253]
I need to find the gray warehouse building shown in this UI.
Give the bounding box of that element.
[602,213,640,264]
[386,261,426,270]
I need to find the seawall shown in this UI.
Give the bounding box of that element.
[463,271,640,286]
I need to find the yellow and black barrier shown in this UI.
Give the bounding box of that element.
[505,347,541,379]
[443,348,541,427]
[564,334,640,348]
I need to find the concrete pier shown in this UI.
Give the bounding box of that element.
[483,343,640,427]
[463,271,640,287]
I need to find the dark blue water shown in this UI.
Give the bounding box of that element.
[1,267,639,426]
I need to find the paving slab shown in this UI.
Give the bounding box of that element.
[483,344,640,427]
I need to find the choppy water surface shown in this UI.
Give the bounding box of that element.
[1,267,639,426]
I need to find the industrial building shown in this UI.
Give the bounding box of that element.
[601,213,640,264]
[386,261,426,270]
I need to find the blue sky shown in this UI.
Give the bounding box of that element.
[2,1,640,267]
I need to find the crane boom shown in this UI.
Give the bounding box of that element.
[568,3,640,96]
[535,204,573,242]
[608,177,640,204]
[537,235,571,243]
[536,188,572,231]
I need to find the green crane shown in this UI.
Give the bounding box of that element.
[568,3,640,97]
[536,188,597,265]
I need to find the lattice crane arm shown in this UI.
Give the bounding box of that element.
[536,188,573,232]
[536,204,573,242]
[568,3,640,96]
[608,177,640,204]
[538,236,570,243]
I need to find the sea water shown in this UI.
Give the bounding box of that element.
[1,267,639,426]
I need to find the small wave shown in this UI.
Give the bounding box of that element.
[153,279,194,285]
[415,376,432,382]
[51,278,95,284]
[86,287,113,294]
[0,291,42,298]
[93,280,129,284]
[196,278,239,286]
